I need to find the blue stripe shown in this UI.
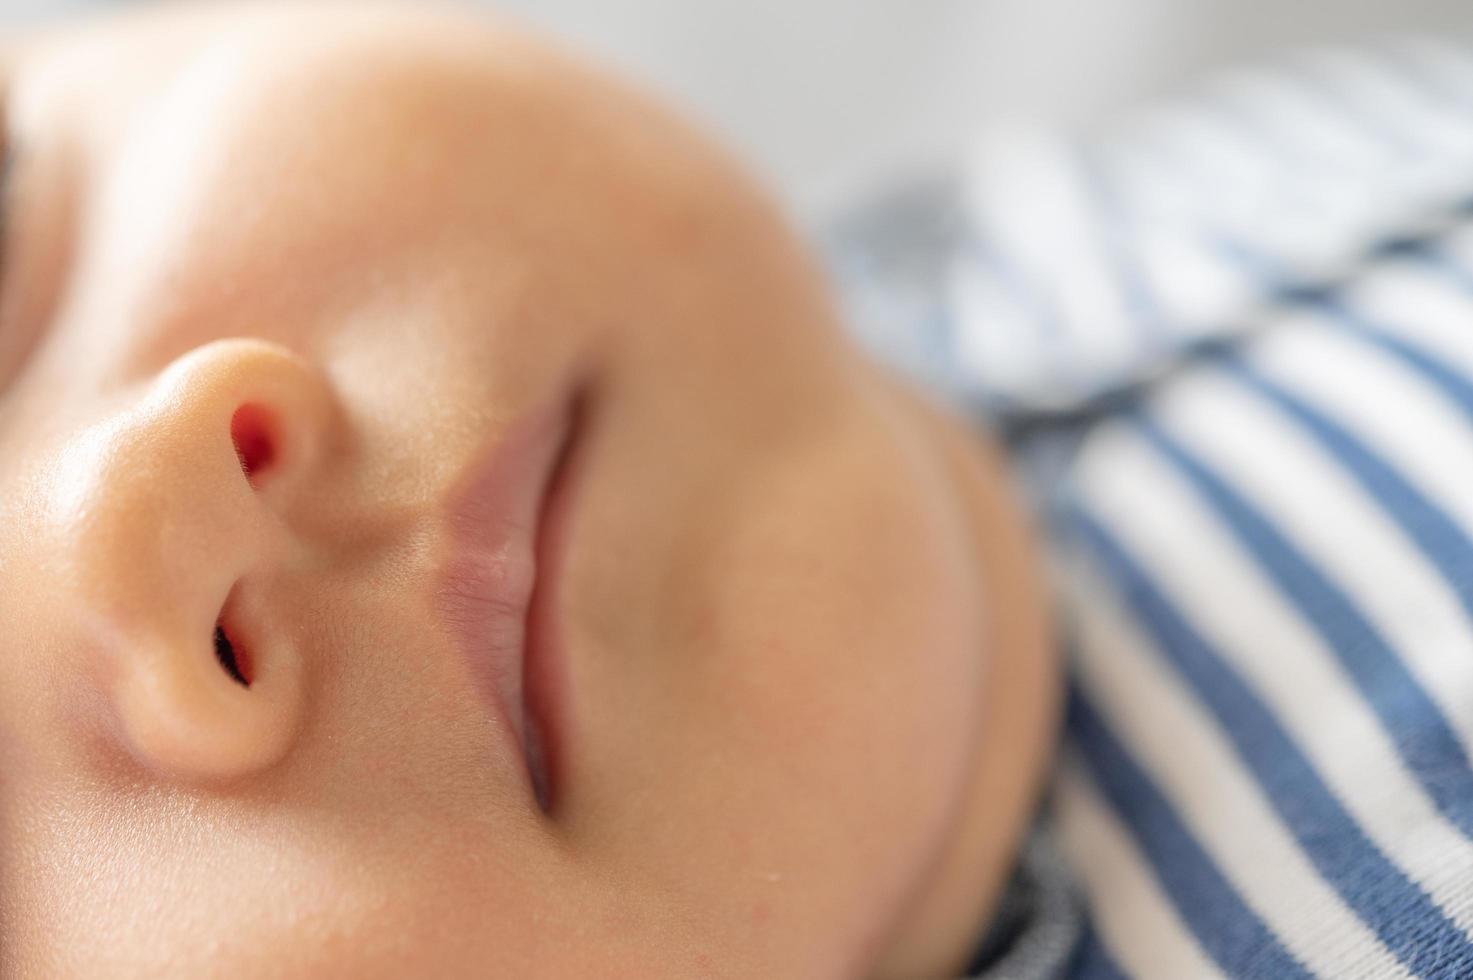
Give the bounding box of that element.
[1347,313,1473,423]
[1239,217,1473,296]
[1232,343,1473,618]
[1207,233,1473,426]
[1225,361,1473,842]
[1205,235,1473,662]
[1065,681,1310,979]
[1069,925,1132,980]
[1141,407,1473,844]
[1413,241,1473,297]
[1071,504,1473,976]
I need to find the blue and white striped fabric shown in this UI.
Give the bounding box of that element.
[829,37,1473,980]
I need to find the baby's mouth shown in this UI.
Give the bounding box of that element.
[436,394,579,813]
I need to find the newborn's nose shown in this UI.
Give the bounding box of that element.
[54,337,338,783]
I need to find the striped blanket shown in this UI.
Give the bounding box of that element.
[830,38,1473,980]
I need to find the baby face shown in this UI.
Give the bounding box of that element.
[0,3,1054,977]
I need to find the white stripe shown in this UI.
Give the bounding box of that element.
[1206,64,1397,172]
[1241,321,1473,752]
[1137,99,1318,267]
[1062,544,1412,980]
[1377,50,1473,153]
[1133,227,1257,343]
[1054,757,1227,980]
[1343,61,1473,211]
[1296,48,1473,156]
[1074,411,1473,939]
[1098,130,1208,221]
[961,132,1140,384]
[1131,59,1473,279]
[1140,98,1280,195]
[940,55,1473,414]
[1089,139,1264,347]
[1140,98,1377,286]
[950,246,1066,405]
[1389,39,1473,114]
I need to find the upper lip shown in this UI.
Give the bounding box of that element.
[436,397,575,810]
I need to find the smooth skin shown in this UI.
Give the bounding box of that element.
[0,2,1058,977]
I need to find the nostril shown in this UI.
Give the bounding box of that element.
[230,404,277,485]
[214,622,253,687]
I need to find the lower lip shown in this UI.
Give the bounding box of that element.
[439,394,581,811]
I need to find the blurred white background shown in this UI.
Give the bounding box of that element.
[8,0,1473,219]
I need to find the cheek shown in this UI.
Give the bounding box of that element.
[707,442,988,853]
[2,783,595,979]
[557,386,989,968]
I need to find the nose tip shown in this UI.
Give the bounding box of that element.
[155,336,338,502]
[54,337,338,783]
